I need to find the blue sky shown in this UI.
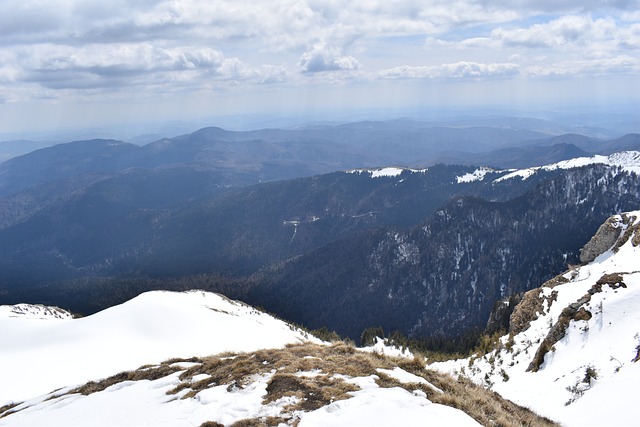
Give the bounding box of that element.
[0,0,639,135]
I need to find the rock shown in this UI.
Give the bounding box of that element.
[579,216,622,263]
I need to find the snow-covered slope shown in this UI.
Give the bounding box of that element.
[1,358,481,427]
[453,151,640,183]
[0,290,316,406]
[494,151,640,183]
[0,303,73,320]
[346,167,427,178]
[0,292,500,427]
[432,210,640,426]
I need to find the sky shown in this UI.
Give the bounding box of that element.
[0,0,639,136]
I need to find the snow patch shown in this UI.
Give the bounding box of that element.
[359,337,414,359]
[494,151,640,183]
[456,167,495,183]
[0,304,73,320]
[298,386,480,427]
[346,167,427,178]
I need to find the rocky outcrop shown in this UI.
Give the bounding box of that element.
[580,212,640,263]
[508,274,567,336]
[579,216,623,263]
[527,273,627,372]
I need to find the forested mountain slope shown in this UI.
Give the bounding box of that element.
[249,165,640,340]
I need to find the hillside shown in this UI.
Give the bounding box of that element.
[0,292,556,427]
[432,211,640,426]
[0,291,316,406]
[1,152,639,345]
[248,161,640,341]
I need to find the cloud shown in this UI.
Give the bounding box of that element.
[16,44,266,90]
[526,54,639,76]
[475,0,640,13]
[491,15,617,48]
[299,43,360,73]
[378,62,519,80]
[0,0,638,122]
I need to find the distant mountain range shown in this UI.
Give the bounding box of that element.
[2,120,639,198]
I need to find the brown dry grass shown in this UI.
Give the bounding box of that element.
[427,375,557,427]
[5,341,559,427]
[185,342,557,427]
[70,364,183,396]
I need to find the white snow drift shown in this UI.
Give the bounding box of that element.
[0,290,316,406]
[0,291,483,427]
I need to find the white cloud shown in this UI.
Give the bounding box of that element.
[300,43,360,73]
[476,0,640,13]
[526,54,639,76]
[378,61,519,79]
[14,44,272,91]
[0,0,638,131]
[492,15,617,48]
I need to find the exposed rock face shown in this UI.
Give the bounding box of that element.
[508,273,567,336]
[580,212,640,263]
[508,289,545,336]
[527,273,627,372]
[579,216,623,263]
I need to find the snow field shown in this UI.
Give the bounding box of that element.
[0,290,316,405]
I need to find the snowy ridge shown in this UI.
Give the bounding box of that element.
[455,167,496,183]
[0,304,73,320]
[494,151,640,183]
[0,342,482,427]
[0,290,317,406]
[0,294,546,427]
[432,210,640,426]
[346,167,427,178]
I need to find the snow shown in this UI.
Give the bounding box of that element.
[377,367,427,384]
[377,368,444,393]
[0,290,316,406]
[0,291,486,427]
[298,384,481,427]
[494,151,640,183]
[359,337,414,358]
[431,210,640,427]
[493,168,536,182]
[1,371,282,427]
[0,304,73,320]
[456,167,495,183]
[1,370,481,427]
[345,167,427,178]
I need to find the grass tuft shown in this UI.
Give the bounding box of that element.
[5,341,559,426]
